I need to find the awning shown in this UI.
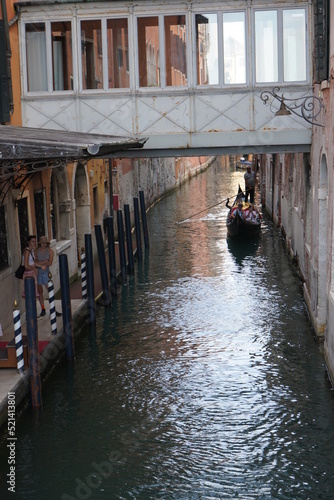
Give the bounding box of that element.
[0,125,146,164]
[0,125,146,204]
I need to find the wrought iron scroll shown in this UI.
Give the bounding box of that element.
[0,158,68,180]
[260,87,325,127]
[0,158,69,206]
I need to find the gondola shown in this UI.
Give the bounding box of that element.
[226,187,261,238]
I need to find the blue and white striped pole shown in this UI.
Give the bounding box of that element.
[81,247,87,300]
[48,272,57,336]
[13,301,24,374]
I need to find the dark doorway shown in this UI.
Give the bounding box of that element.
[17,197,29,252]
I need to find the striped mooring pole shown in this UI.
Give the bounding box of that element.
[48,272,57,336]
[85,234,96,324]
[25,277,42,408]
[13,301,24,374]
[81,247,87,299]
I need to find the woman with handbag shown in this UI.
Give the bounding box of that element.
[21,235,47,314]
[36,235,59,317]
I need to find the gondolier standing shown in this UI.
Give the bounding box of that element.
[244,166,256,203]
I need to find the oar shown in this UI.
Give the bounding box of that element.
[176,190,242,224]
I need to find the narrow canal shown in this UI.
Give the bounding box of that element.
[1,158,334,500]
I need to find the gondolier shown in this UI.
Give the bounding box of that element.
[244,166,256,203]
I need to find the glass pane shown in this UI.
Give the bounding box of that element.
[255,11,278,83]
[107,18,129,89]
[165,15,187,87]
[283,9,306,82]
[26,23,47,91]
[196,14,218,85]
[81,20,103,90]
[137,17,160,88]
[223,12,246,84]
[51,21,73,91]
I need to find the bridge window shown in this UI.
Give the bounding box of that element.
[138,14,187,88]
[255,8,306,84]
[21,5,309,95]
[255,11,278,83]
[52,21,73,91]
[223,12,246,84]
[25,21,73,92]
[283,10,306,82]
[164,15,187,86]
[137,17,160,87]
[107,18,129,89]
[80,20,103,90]
[196,14,218,85]
[26,23,47,91]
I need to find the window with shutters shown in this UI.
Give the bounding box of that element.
[0,205,9,272]
[314,0,329,83]
[0,21,10,122]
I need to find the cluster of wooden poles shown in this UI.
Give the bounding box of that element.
[13,191,149,409]
[81,190,149,325]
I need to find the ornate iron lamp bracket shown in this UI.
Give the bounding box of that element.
[260,87,325,127]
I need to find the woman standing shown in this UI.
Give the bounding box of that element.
[22,235,46,313]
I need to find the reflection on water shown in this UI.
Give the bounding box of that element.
[227,233,260,266]
[1,158,334,499]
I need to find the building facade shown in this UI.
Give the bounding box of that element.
[0,0,212,332]
[258,0,334,381]
[2,0,334,389]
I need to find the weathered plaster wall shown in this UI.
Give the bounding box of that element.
[117,156,212,216]
[326,293,334,385]
[280,155,292,246]
[258,5,334,384]
[320,2,334,383]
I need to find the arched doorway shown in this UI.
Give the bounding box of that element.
[50,167,71,241]
[74,163,90,265]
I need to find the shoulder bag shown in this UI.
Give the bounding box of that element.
[15,248,33,279]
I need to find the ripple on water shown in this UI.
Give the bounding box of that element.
[2,162,334,500]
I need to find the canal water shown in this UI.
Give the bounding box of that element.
[1,158,334,500]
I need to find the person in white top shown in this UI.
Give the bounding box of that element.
[246,204,258,223]
[22,235,47,315]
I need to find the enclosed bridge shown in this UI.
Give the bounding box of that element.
[14,0,323,157]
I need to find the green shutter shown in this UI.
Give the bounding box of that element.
[314,0,329,83]
[0,20,10,123]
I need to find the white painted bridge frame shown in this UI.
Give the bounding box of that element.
[17,0,314,157]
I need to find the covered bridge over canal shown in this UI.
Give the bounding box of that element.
[1,0,332,385]
[13,0,322,156]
